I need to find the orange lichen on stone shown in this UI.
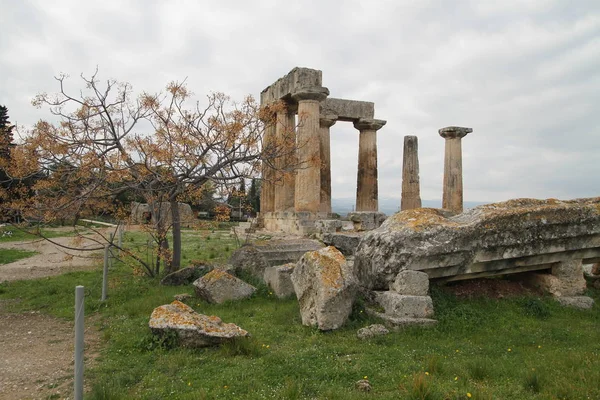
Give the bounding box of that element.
[306,247,345,289]
[202,269,235,283]
[388,208,459,231]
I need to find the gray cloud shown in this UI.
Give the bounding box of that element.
[1,0,599,205]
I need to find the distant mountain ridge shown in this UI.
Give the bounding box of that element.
[331,197,488,216]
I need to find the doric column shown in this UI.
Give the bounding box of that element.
[292,87,329,213]
[401,135,422,211]
[439,126,472,213]
[273,109,296,212]
[260,112,277,214]
[354,118,386,212]
[319,114,337,214]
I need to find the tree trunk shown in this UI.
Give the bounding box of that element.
[170,199,181,272]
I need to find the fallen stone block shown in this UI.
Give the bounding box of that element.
[160,264,212,286]
[556,296,595,310]
[149,301,249,348]
[356,324,389,340]
[193,270,256,304]
[366,308,437,330]
[523,270,586,297]
[263,263,296,298]
[391,270,429,296]
[291,246,357,330]
[375,291,434,319]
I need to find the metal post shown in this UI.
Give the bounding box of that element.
[74,286,84,400]
[118,224,123,255]
[102,245,109,301]
[109,233,114,269]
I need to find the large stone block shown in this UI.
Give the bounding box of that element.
[354,198,600,290]
[263,263,296,298]
[374,292,434,319]
[347,212,386,231]
[391,270,429,296]
[291,246,357,330]
[193,270,256,304]
[149,301,249,348]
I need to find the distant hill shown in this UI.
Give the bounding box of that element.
[331,198,487,216]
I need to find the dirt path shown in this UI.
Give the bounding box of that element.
[0,231,106,399]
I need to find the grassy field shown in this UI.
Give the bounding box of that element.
[1,228,599,399]
[0,248,39,264]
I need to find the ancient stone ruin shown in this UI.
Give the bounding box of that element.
[259,67,386,235]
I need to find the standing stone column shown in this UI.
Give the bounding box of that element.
[354,118,386,212]
[292,87,329,213]
[439,126,472,213]
[274,109,297,212]
[401,135,422,211]
[319,115,337,214]
[260,113,277,214]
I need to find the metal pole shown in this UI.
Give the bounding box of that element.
[74,286,84,400]
[118,224,123,255]
[109,233,114,269]
[102,245,109,301]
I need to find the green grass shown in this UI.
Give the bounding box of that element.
[0,248,39,264]
[0,225,80,243]
[1,228,600,399]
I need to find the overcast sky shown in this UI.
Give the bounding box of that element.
[1,0,599,204]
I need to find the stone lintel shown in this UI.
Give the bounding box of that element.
[439,126,472,139]
[354,118,387,131]
[291,86,329,102]
[261,67,323,105]
[321,98,375,121]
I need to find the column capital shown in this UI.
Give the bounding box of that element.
[354,118,386,131]
[319,114,338,128]
[439,126,472,139]
[291,86,330,102]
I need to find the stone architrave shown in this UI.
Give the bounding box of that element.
[319,115,337,213]
[274,110,297,212]
[292,87,329,213]
[354,118,386,212]
[260,116,277,214]
[401,135,422,211]
[439,126,472,213]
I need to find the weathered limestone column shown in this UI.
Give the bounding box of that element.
[439,126,472,213]
[260,114,277,214]
[292,87,329,213]
[319,115,337,214]
[354,118,386,212]
[401,135,422,211]
[273,109,297,212]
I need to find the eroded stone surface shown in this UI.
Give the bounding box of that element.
[149,301,249,347]
[391,270,429,296]
[556,296,594,310]
[193,270,256,304]
[375,292,434,319]
[264,263,296,298]
[291,246,357,330]
[354,198,600,290]
[356,324,389,339]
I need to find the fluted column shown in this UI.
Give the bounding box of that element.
[260,111,276,214]
[319,115,337,214]
[273,109,296,212]
[354,118,386,212]
[292,87,329,213]
[439,126,472,213]
[401,135,422,210]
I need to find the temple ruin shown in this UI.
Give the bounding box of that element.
[259,67,386,234]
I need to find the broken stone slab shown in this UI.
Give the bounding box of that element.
[354,198,600,290]
[523,269,586,297]
[149,301,250,348]
[374,291,434,319]
[263,263,296,298]
[347,211,386,231]
[160,264,212,286]
[365,308,437,330]
[193,270,256,304]
[391,270,429,296]
[556,296,595,310]
[291,246,357,330]
[173,293,192,302]
[356,324,389,340]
